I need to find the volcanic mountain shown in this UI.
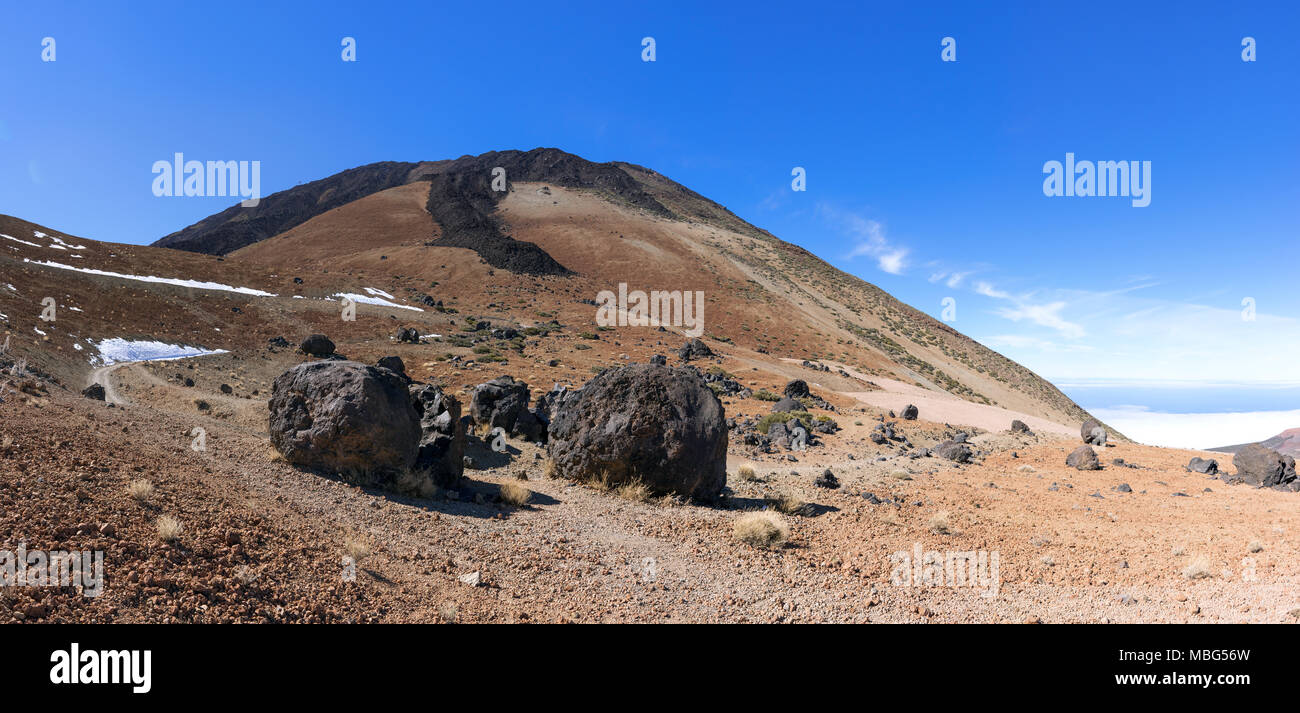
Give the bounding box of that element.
[145,147,1100,434]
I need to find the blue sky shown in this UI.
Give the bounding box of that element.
[3,1,1298,438]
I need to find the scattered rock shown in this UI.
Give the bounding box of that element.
[409,384,466,488]
[547,363,727,499]
[268,361,420,486]
[932,440,972,463]
[377,356,406,375]
[1232,443,1297,488]
[1066,445,1101,471]
[677,338,714,361]
[1186,457,1218,475]
[783,380,810,399]
[1080,418,1107,446]
[1010,419,1032,434]
[813,469,839,489]
[900,404,918,420]
[299,334,336,357]
[81,383,105,401]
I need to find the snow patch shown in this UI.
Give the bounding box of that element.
[23,259,278,297]
[332,292,423,312]
[363,287,395,299]
[93,338,229,365]
[2,233,41,248]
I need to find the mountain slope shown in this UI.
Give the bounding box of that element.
[1209,428,1300,458]
[142,147,1104,432]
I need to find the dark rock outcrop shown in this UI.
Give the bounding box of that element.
[268,361,421,484]
[377,356,406,375]
[470,375,546,442]
[1010,419,1032,434]
[901,404,919,420]
[81,383,105,401]
[1066,445,1102,471]
[783,380,810,399]
[409,384,466,487]
[1186,457,1219,475]
[677,338,714,362]
[1232,444,1297,488]
[933,440,972,463]
[1081,418,1107,446]
[547,363,727,499]
[300,334,336,357]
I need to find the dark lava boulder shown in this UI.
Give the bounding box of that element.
[470,375,545,441]
[1066,445,1102,471]
[1186,457,1219,475]
[933,439,972,463]
[395,327,420,344]
[1080,418,1107,446]
[81,383,105,401]
[901,404,919,420]
[1010,419,1032,434]
[1232,443,1297,488]
[300,334,336,357]
[677,338,714,362]
[783,380,810,399]
[771,397,802,413]
[269,361,421,485]
[409,384,466,488]
[377,355,406,375]
[547,363,727,499]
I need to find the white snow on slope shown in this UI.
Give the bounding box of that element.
[23,259,278,297]
[2,233,41,248]
[333,292,422,311]
[93,338,228,365]
[363,287,395,299]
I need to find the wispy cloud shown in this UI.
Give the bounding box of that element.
[818,203,909,275]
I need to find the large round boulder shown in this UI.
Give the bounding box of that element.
[1080,418,1107,445]
[470,375,546,441]
[1233,443,1297,488]
[300,334,336,357]
[269,361,420,483]
[1066,445,1101,470]
[547,364,727,499]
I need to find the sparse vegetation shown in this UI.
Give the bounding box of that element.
[890,470,913,480]
[1182,555,1213,580]
[733,511,790,549]
[156,516,183,543]
[753,389,780,402]
[127,479,154,503]
[755,410,813,434]
[928,510,954,535]
[1016,464,1035,473]
[344,534,370,563]
[737,465,760,482]
[1248,540,1264,553]
[499,480,532,507]
[767,492,808,516]
[614,480,652,503]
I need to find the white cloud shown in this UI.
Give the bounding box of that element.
[819,204,910,275]
[1091,405,1300,450]
[993,301,1086,339]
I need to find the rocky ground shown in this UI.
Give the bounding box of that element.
[2,341,1297,624]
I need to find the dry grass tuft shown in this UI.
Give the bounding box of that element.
[1016,464,1035,473]
[266,445,286,463]
[767,492,809,517]
[1182,555,1213,580]
[878,508,903,526]
[126,479,154,503]
[614,480,652,503]
[890,470,913,480]
[543,459,558,479]
[498,480,532,507]
[155,516,183,543]
[344,534,370,563]
[928,510,954,535]
[1248,540,1263,553]
[733,511,790,549]
[439,604,459,624]
[737,465,761,482]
